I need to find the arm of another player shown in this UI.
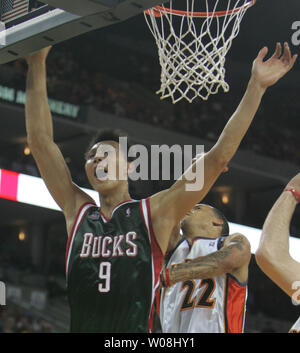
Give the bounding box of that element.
[161,233,251,287]
[255,173,300,299]
[150,43,298,255]
[25,47,94,235]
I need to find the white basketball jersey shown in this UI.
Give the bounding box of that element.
[289,317,300,333]
[160,237,248,333]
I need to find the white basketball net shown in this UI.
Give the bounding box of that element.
[144,0,255,103]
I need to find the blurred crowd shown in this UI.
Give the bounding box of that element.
[0,304,53,333]
[0,249,66,333]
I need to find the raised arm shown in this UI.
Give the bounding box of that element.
[25,47,94,235]
[255,173,300,299]
[160,233,251,287]
[150,43,297,254]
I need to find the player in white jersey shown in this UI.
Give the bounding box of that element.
[255,173,300,333]
[159,204,251,333]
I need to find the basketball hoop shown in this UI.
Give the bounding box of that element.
[144,0,256,103]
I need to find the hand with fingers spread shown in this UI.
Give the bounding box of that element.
[251,42,298,90]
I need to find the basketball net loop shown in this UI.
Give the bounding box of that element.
[144,0,256,103]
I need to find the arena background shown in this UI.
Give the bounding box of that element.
[0,0,299,333]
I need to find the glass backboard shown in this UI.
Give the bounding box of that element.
[0,0,167,64]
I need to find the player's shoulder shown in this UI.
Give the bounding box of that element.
[165,237,190,265]
[220,233,251,263]
[174,237,191,252]
[223,233,250,248]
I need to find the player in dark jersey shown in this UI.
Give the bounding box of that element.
[24,43,296,332]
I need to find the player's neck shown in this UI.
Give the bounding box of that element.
[184,227,219,241]
[99,187,132,219]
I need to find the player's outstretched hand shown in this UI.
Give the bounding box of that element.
[251,42,298,90]
[25,46,52,65]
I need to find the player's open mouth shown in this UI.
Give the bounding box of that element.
[95,166,108,181]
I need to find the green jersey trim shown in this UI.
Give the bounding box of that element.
[140,198,164,331]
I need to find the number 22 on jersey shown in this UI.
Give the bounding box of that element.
[180,278,216,311]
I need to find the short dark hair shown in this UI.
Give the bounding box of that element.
[212,207,230,236]
[85,128,134,161]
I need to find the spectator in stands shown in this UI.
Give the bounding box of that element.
[2,316,15,333]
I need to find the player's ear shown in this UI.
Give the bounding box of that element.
[212,219,223,227]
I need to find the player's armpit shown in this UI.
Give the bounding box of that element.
[29,140,94,227]
[149,151,227,254]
